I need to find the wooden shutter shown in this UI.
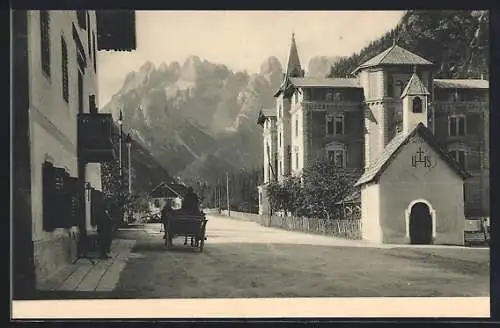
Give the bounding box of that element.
[42,162,71,230]
[67,177,80,227]
[90,188,100,227]
[54,168,71,229]
[42,161,56,231]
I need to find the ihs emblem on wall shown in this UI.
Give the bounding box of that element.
[411,146,433,168]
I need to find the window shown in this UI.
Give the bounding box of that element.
[278,104,281,118]
[89,95,96,113]
[327,149,346,168]
[448,149,466,168]
[412,97,423,113]
[396,79,407,96]
[295,119,298,137]
[295,152,299,169]
[333,92,341,102]
[92,31,97,71]
[448,115,466,137]
[279,132,282,147]
[77,70,83,113]
[449,90,459,101]
[40,11,51,77]
[387,73,394,97]
[87,13,92,59]
[326,91,333,101]
[61,36,69,102]
[335,115,344,135]
[327,114,345,135]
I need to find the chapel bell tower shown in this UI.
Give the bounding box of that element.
[401,66,430,134]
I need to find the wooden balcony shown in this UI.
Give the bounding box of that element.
[301,101,361,112]
[433,101,488,114]
[78,113,117,163]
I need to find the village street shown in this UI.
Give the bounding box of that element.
[103,215,490,299]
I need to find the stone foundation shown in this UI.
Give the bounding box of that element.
[34,229,79,286]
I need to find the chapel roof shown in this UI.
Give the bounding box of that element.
[433,79,489,89]
[400,71,430,98]
[352,44,434,75]
[355,123,470,187]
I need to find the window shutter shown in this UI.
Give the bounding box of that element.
[67,177,80,227]
[458,117,466,136]
[90,188,101,227]
[449,117,457,136]
[54,168,71,229]
[61,36,68,102]
[40,11,51,77]
[42,162,56,231]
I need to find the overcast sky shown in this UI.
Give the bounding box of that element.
[97,10,404,107]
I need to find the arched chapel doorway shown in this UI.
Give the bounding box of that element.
[409,202,433,244]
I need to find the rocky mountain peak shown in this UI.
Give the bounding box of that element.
[307,56,343,78]
[260,56,283,75]
[140,61,156,73]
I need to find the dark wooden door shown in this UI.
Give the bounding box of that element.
[409,202,433,244]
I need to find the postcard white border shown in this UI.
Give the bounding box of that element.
[12,297,490,319]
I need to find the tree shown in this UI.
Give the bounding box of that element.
[301,160,362,220]
[101,160,131,226]
[266,159,362,220]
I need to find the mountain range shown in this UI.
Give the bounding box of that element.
[101,10,489,195]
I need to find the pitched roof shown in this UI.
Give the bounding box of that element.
[355,123,470,187]
[262,108,277,117]
[290,77,361,88]
[286,33,302,77]
[433,79,489,89]
[273,75,300,97]
[352,44,434,74]
[150,182,187,199]
[400,72,430,98]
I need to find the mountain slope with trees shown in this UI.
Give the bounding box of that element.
[329,10,489,79]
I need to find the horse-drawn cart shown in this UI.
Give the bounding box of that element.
[164,210,208,252]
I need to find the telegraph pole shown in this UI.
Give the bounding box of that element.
[226,172,230,217]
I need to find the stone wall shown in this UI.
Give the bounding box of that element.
[33,228,78,284]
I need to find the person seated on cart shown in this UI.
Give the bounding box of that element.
[180,186,201,246]
[181,186,201,214]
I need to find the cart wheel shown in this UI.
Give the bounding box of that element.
[165,234,173,250]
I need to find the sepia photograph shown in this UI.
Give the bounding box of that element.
[11,9,490,319]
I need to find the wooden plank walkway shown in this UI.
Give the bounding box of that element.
[38,239,136,292]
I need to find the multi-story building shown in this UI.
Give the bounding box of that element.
[12,10,136,298]
[258,35,489,234]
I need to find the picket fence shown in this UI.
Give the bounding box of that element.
[220,209,362,240]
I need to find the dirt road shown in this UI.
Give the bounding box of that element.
[112,215,489,298]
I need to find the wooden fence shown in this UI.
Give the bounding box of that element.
[219,205,362,240]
